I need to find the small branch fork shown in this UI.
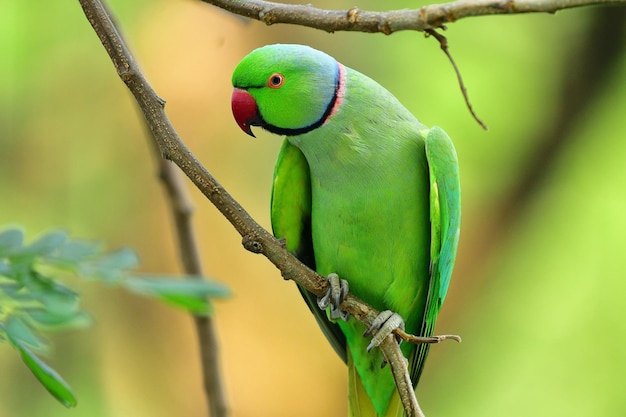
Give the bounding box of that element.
[77,0,462,416]
[425,28,488,130]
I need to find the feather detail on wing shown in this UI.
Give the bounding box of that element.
[410,127,461,385]
[271,138,347,362]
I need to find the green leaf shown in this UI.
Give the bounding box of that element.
[14,230,68,257]
[0,280,27,303]
[0,259,10,275]
[0,228,24,255]
[79,248,138,283]
[101,247,139,271]
[27,308,92,329]
[13,339,77,408]
[124,276,230,314]
[4,315,48,352]
[47,239,101,265]
[31,280,80,317]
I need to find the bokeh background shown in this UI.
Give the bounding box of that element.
[2,1,626,416]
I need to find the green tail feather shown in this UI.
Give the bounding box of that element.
[348,351,407,417]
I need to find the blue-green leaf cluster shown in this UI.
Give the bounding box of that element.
[0,227,230,408]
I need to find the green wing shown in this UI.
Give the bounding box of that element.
[410,126,461,384]
[271,138,347,363]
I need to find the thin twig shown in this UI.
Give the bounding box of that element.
[203,0,625,34]
[426,28,488,130]
[396,329,462,345]
[156,157,229,417]
[77,0,434,415]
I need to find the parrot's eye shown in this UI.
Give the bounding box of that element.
[268,73,285,88]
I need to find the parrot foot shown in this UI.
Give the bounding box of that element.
[364,310,405,353]
[317,273,350,321]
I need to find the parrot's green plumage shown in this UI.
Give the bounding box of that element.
[231,44,460,416]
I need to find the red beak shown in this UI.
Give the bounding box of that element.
[231,88,258,137]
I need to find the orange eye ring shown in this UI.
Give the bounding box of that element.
[268,73,285,88]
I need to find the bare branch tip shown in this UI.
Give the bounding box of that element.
[440,334,463,343]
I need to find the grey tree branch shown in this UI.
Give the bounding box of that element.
[203,0,625,34]
[77,0,435,415]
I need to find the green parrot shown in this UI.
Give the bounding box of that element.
[231,44,460,417]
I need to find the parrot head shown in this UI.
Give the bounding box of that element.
[231,44,343,137]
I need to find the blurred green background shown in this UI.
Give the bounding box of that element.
[2,1,625,416]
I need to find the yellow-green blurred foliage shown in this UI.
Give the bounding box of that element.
[2,1,625,416]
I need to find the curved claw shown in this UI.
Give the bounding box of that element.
[365,310,405,352]
[316,273,350,322]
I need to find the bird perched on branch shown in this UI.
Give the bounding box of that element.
[231,44,460,417]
